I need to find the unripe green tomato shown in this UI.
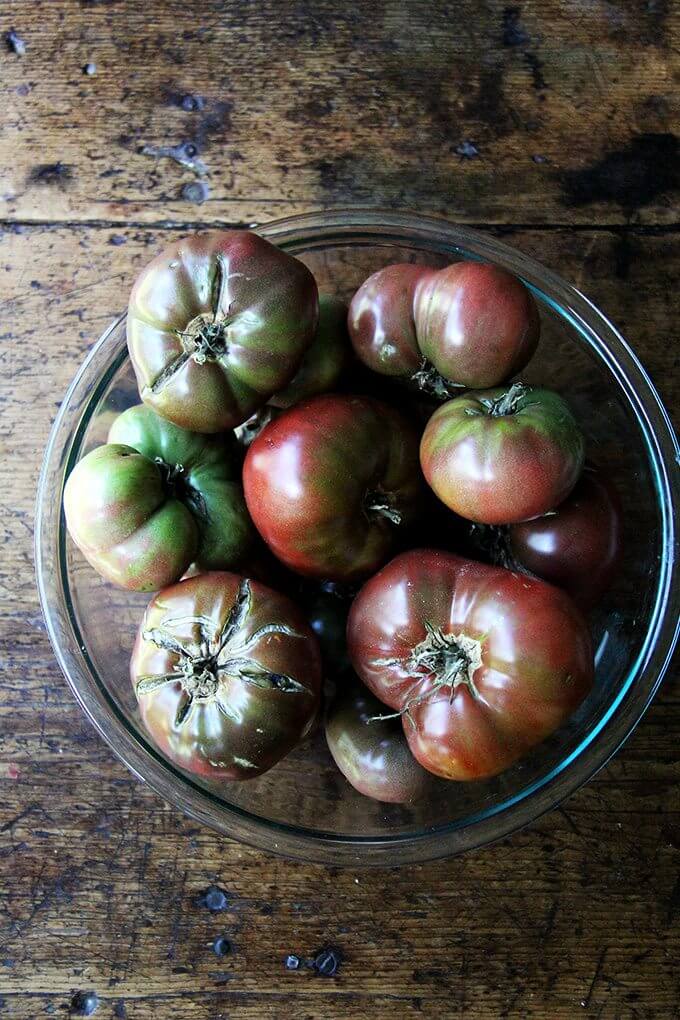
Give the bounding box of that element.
[64,405,253,591]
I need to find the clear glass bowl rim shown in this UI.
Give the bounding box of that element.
[35,208,680,866]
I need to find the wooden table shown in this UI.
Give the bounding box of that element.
[1,2,678,1017]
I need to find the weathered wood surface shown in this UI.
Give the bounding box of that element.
[2,1,680,228]
[0,2,679,1018]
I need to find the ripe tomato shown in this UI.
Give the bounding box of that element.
[508,466,622,608]
[243,394,424,581]
[127,230,318,433]
[325,679,431,803]
[64,406,252,591]
[130,572,322,780]
[301,584,351,677]
[347,549,593,781]
[348,261,539,396]
[269,295,350,409]
[420,383,585,524]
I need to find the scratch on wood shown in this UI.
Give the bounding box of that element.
[557,804,583,838]
[581,947,608,1009]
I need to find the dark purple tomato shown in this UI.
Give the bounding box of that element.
[348,264,428,378]
[127,230,318,432]
[420,382,585,524]
[243,394,424,581]
[302,585,351,677]
[130,571,322,780]
[509,465,622,608]
[325,680,431,803]
[348,261,539,397]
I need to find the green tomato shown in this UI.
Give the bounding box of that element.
[64,405,253,591]
[270,295,350,409]
[127,230,318,433]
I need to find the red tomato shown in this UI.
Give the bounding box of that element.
[242,394,424,582]
[348,261,539,396]
[347,549,593,781]
[420,383,585,524]
[508,466,622,608]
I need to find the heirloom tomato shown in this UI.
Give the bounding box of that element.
[243,394,424,581]
[130,571,322,780]
[348,261,539,397]
[325,679,431,803]
[347,549,593,781]
[127,230,318,432]
[64,406,252,591]
[270,295,350,408]
[420,383,585,524]
[301,584,351,677]
[508,465,622,608]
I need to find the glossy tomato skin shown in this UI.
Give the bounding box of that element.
[64,443,197,592]
[509,466,622,608]
[348,264,429,378]
[270,296,350,409]
[65,406,253,591]
[347,549,593,781]
[109,404,253,566]
[348,261,539,394]
[420,383,585,524]
[413,262,540,388]
[130,571,322,780]
[325,680,431,803]
[127,230,318,433]
[243,394,424,582]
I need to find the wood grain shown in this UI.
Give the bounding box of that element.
[1,1,679,1018]
[1,1,679,228]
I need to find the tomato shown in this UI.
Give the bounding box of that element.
[348,261,539,396]
[243,394,424,581]
[347,549,593,781]
[349,264,428,379]
[64,406,253,591]
[130,571,322,780]
[420,383,585,524]
[508,466,622,608]
[301,583,351,677]
[270,295,350,409]
[127,230,318,433]
[325,680,431,803]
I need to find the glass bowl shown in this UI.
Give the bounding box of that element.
[35,209,679,866]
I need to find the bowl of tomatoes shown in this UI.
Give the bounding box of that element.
[36,209,679,865]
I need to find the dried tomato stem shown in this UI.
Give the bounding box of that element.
[368,624,484,725]
[365,490,402,526]
[411,359,465,400]
[175,255,233,364]
[483,381,528,417]
[137,581,310,728]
